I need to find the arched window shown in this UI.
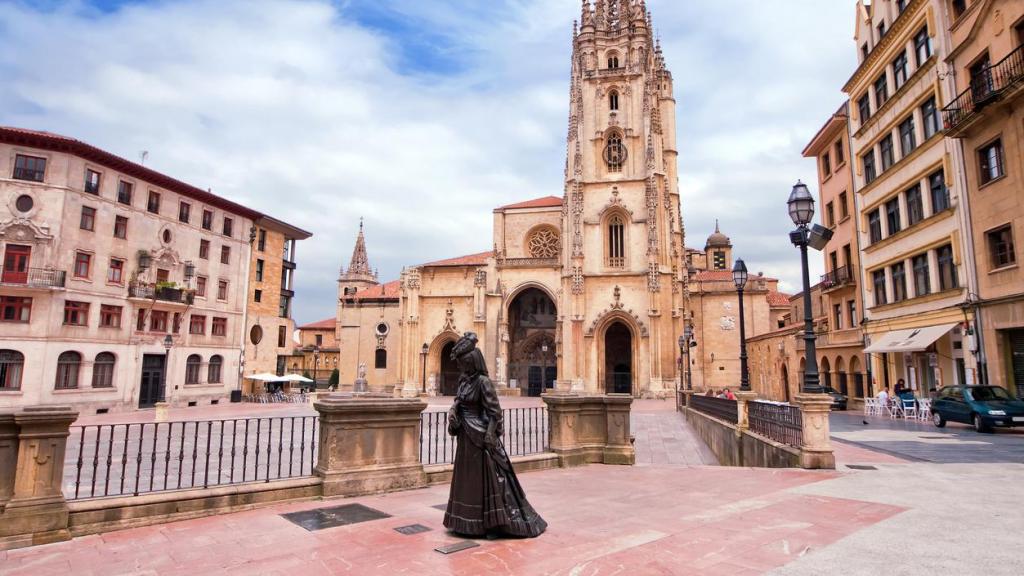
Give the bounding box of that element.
[208,355,222,384]
[608,214,626,268]
[185,354,202,384]
[0,350,24,390]
[607,53,620,69]
[56,351,81,389]
[603,132,626,172]
[527,227,560,259]
[609,90,619,111]
[92,352,115,388]
[375,348,387,369]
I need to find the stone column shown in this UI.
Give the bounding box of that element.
[735,391,758,432]
[603,394,635,465]
[795,393,835,469]
[313,394,427,497]
[0,406,78,550]
[542,394,585,467]
[0,413,18,512]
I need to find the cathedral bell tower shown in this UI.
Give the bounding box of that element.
[338,219,379,298]
[560,0,685,397]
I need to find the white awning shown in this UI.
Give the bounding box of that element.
[863,323,958,354]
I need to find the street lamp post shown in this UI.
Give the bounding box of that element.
[787,180,832,394]
[162,334,173,403]
[684,323,694,391]
[313,345,320,391]
[733,259,750,391]
[420,343,429,394]
[541,343,549,396]
[677,334,685,408]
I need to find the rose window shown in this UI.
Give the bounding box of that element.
[528,228,560,259]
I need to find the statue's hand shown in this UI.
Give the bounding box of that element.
[484,431,498,449]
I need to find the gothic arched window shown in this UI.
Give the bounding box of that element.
[607,214,626,268]
[608,53,620,69]
[603,132,626,172]
[527,227,560,259]
[375,348,387,369]
[609,90,619,111]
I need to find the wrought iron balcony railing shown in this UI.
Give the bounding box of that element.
[0,267,66,288]
[128,283,194,304]
[943,44,1024,134]
[820,265,854,290]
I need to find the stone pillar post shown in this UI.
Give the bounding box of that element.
[603,394,635,465]
[313,394,427,497]
[0,413,18,512]
[735,391,758,432]
[541,394,584,466]
[795,393,835,469]
[0,406,78,550]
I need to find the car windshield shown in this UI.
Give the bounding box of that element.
[966,387,1013,401]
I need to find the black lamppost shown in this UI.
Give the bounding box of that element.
[420,343,429,394]
[684,323,694,391]
[162,334,173,402]
[787,180,832,394]
[541,343,549,395]
[313,345,320,391]
[733,259,750,391]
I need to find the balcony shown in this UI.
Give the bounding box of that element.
[128,282,195,305]
[0,267,66,289]
[943,44,1024,136]
[820,266,855,292]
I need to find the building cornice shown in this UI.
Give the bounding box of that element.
[843,0,929,94]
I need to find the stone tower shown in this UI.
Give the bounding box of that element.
[560,0,685,396]
[338,219,378,297]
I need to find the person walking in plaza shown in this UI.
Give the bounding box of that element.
[444,332,547,539]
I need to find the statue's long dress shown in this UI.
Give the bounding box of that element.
[443,374,547,537]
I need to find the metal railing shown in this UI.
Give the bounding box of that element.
[943,44,1024,133]
[0,267,66,288]
[689,395,738,424]
[128,283,194,304]
[747,402,803,448]
[820,266,853,290]
[65,416,318,500]
[419,406,548,465]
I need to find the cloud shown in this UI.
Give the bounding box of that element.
[0,0,857,320]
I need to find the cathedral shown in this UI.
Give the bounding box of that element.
[332,1,784,398]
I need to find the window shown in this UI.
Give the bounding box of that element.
[607,54,619,69]
[885,198,901,235]
[604,132,625,172]
[914,26,932,66]
[13,154,45,182]
[0,350,24,390]
[857,93,871,123]
[988,225,1016,269]
[217,280,228,301]
[897,0,908,13]
[315,334,324,347]
[906,184,924,226]
[185,354,201,384]
[202,210,213,230]
[156,268,169,283]
[173,312,182,334]
[877,20,887,40]
[921,97,939,139]
[222,217,233,237]
[1,296,31,323]
[278,325,287,347]
[861,43,870,60]
[55,351,81,389]
[80,206,96,231]
[899,115,916,156]
[74,252,92,278]
[100,304,121,327]
[189,315,206,335]
[912,253,931,297]
[208,355,222,383]
[279,295,291,318]
[212,317,227,337]
[937,244,958,290]
[196,276,207,297]
[64,300,89,326]
[839,192,849,219]
[199,239,210,260]
[114,215,128,239]
[826,202,835,227]
[1017,19,1024,47]
[835,140,844,165]
[117,181,133,205]
[833,303,843,330]
[15,194,33,213]
[880,135,895,171]
[891,262,907,302]
[892,51,908,89]
[179,202,191,223]
[609,90,619,111]
[970,52,993,100]
[136,309,145,331]
[85,169,101,194]
[107,258,125,284]
[257,229,266,251]
[848,300,857,328]
[608,214,625,267]
[254,289,262,303]
[952,0,967,19]
[863,150,877,184]
[375,348,387,369]
[150,310,168,332]
[874,74,889,107]
[220,246,230,265]
[868,209,883,244]
[147,191,161,214]
[256,259,264,282]
[822,152,831,176]
[978,139,1004,184]
[92,352,115,388]
[873,270,888,306]
[929,169,949,213]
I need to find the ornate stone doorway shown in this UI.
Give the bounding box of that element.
[440,341,460,396]
[604,322,632,394]
[507,287,557,397]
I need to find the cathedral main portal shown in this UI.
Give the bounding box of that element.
[507,288,557,397]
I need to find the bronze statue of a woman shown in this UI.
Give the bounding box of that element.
[443,332,547,538]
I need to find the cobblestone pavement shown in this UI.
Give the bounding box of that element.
[830,410,1024,464]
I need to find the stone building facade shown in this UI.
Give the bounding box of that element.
[293,317,340,385]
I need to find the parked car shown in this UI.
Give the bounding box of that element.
[931,385,1024,433]
[821,386,848,411]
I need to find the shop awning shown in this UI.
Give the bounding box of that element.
[863,323,958,353]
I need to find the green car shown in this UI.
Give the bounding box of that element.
[931,385,1024,433]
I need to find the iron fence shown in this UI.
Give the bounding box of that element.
[65,416,318,500]
[747,402,803,447]
[689,395,738,424]
[419,406,548,465]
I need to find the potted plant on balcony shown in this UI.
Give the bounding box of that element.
[154,281,182,302]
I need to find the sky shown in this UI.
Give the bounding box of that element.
[0,0,857,325]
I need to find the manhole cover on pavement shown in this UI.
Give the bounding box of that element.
[394,524,431,535]
[281,503,392,531]
[846,464,878,470]
[435,540,480,555]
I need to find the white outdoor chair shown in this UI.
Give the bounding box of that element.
[887,399,901,418]
[901,398,918,419]
[917,398,931,421]
[863,398,878,416]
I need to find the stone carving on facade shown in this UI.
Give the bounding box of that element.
[585,308,649,338]
[647,262,660,293]
[612,285,623,309]
[571,265,584,295]
[0,218,53,242]
[720,316,736,331]
[442,299,457,333]
[474,269,487,287]
[527,228,560,259]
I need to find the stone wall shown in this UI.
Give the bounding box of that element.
[685,407,800,468]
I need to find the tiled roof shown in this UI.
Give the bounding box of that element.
[351,279,401,301]
[497,196,563,210]
[421,250,493,267]
[298,317,335,330]
[766,291,792,307]
[691,269,779,283]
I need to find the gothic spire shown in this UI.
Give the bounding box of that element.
[344,217,375,281]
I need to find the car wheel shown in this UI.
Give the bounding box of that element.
[973,414,992,434]
[933,411,946,428]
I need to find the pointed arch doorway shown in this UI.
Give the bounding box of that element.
[440,341,460,396]
[604,321,632,394]
[507,287,557,397]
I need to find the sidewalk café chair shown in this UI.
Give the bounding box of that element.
[863,398,876,416]
[888,399,902,418]
[901,397,918,419]
[917,398,931,421]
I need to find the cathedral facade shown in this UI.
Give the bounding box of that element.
[334,1,782,398]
